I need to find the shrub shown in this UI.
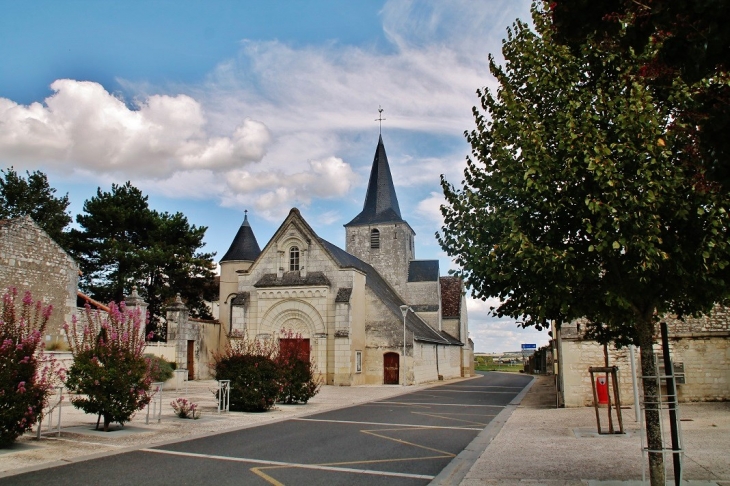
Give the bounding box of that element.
[170,398,200,419]
[213,335,280,412]
[0,288,62,447]
[64,302,152,431]
[144,354,175,382]
[276,330,321,404]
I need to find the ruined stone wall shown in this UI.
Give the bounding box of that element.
[0,217,78,343]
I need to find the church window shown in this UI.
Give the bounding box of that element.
[370,229,380,249]
[289,246,300,271]
[356,351,362,373]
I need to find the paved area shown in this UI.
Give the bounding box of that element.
[0,373,531,485]
[454,374,730,486]
[2,373,727,485]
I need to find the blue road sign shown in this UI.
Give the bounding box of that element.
[521,343,537,350]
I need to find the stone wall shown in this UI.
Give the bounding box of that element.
[561,309,730,407]
[0,216,78,342]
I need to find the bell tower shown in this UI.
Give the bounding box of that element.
[345,135,415,299]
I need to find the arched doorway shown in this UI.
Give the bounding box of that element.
[383,352,400,384]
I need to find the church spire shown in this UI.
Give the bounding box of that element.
[220,210,262,262]
[345,135,405,226]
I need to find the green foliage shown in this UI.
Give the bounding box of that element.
[0,168,71,247]
[67,182,217,339]
[552,0,730,191]
[144,354,175,382]
[215,354,281,412]
[276,333,321,404]
[438,6,730,483]
[0,288,61,447]
[64,302,152,431]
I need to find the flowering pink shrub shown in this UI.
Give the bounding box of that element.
[0,288,62,447]
[63,302,153,431]
[170,398,200,419]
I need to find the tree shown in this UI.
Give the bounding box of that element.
[0,168,71,247]
[68,182,217,339]
[64,302,152,431]
[551,0,730,188]
[0,288,62,447]
[438,5,730,485]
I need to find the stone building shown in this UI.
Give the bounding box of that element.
[217,136,473,385]
[555,309,730,407]
[0,215,78,345]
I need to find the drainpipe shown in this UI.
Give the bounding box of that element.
[435,344,440,378]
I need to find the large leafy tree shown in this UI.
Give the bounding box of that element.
[551,0,730,188]
[0,167,71,246]
[438,5,730,485]
[68,182,217,339]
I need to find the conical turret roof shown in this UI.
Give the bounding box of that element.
[345,135,404,226]
[220,213,261,262]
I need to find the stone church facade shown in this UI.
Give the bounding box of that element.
[218,136,473,385]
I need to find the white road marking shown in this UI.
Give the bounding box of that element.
[292,418,482,431]
[141,448,435,480]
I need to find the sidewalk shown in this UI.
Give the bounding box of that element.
[457,374,730,486]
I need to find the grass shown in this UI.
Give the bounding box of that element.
[475,363,524,373]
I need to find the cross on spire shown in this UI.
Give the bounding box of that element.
[375,106,386,134]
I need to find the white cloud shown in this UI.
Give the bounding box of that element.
[0,80,271,177]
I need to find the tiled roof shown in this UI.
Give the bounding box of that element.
[440,276,462,318]
[318,237,452,345]
[345,135,405,227]
[408,260,440,282]
[254,271,331,288]
[220,214,262,262]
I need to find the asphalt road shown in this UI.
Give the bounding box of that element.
[1,372,532,486]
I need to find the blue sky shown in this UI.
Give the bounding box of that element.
[0,0,550,353]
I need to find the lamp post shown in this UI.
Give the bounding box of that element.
[399,305,412,386]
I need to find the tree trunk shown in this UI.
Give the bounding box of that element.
[636,317,665,486]
[103,414,111,432]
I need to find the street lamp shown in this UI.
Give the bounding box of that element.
[399,305,412,386]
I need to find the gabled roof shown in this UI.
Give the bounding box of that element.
[345,135,405,227]
[318,237,454,345]
[408,260,440,282]
[220,213,261,263]
[440,276,463,318]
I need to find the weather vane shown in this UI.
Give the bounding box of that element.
[375,106,386,135]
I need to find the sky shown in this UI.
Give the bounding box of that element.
[0,0,550,353]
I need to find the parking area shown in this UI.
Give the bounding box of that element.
[1,373,533,486]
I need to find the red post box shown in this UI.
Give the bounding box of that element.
[596,376,609,404]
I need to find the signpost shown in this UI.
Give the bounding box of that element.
[521,343,536,361]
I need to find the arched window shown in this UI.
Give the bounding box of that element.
[370,229,380,249]
[289,246,300,271]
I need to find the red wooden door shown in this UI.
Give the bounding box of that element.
[383,352,400,384]
[280,338,310,362]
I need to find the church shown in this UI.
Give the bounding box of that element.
[217,135,473,385]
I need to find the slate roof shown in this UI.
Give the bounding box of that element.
[318,237,453,345]
[440,276,462,318]
[345,135,405,227]
[335,288,353,303]
[230,292,249,306]
[408,260,440,282]
[220,214,262,263]
[254,271,331,288]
